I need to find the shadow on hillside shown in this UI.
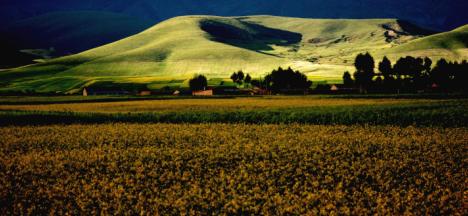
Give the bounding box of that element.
[382,20,438,36]
[200,18,302,54]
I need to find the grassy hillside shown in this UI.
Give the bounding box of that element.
[381,25,468,61]
[1,15,466,94]
[241,16,431,79]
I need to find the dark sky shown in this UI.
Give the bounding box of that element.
[1,0,467,31]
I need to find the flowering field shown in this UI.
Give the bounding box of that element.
[0,96,458,112]
[1,123,466,215]
[0,97,467,126]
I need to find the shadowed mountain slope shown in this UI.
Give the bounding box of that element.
[0,11,152,68]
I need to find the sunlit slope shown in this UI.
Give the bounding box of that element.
[53,16,298,75]
[381,25,468,60]
[1,15,466,93]
[242,16,439,79]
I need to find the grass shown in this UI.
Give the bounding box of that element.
[1,123,465,214]
[0,97,466,126]
[1,15,466,94]
[388,25,468,51]
[382,24,468,60]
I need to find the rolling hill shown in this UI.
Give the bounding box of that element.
[0,11,152,68]
[0,15,466,94]
[382,24,468,60]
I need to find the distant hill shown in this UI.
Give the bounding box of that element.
[0,11,152,68]
[0,0,466,31]
[0,15,466,94]
[1,0,465,69]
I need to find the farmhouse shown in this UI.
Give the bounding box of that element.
[192,89,213,96]
[329,84,358,93]
[251,87,271,95]
[138,90,152,96]
[82,87,129,96]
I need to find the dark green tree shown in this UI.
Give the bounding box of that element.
[244,74,252,83]
[189,74,208,91]
[423,57,432,76]
[392,56,426,91]
[237,71,245,82]
[342,71,354,87]
[378,56,396,91]
[231,70,245,84]
[456,60,468,92]
[263,67,312,93]
[430,58,450,89]
[353,52,375,93]
[420,57,433,88]
[230,72,238,83]
[378,56,392,80]
[393,56,424,79]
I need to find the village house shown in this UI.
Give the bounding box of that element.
[192,89,214,96]
[138,90,152,96]
[82,87,130,96]
[331,84,358,93]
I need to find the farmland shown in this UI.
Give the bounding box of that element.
[0,96,449,112]
[0,96,467,126]
[1,123,466,214]
[0,96,467,214]
[1,0,466,214]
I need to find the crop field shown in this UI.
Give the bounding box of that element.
[0,96,467,214]
[0,97,445,112]
[0,97,467,126]
[0,123,466,214]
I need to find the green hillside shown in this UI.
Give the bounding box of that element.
[1,15,466,94]
[381,25,468,60]
[240,16,431,79]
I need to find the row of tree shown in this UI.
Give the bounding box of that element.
[345,53,468,93]
[190,53,467,94]
[189,74,208,91]
[190,67,312,93]
[188,70,254,91]
[252,67,312,93]
[230,71,252,84]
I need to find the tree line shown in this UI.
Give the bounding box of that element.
[189,67,312,93]
[251,67,312,94]
[345,53,468,93]
[189,53,467,94]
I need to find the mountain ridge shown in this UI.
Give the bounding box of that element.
[1,0,466,31]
